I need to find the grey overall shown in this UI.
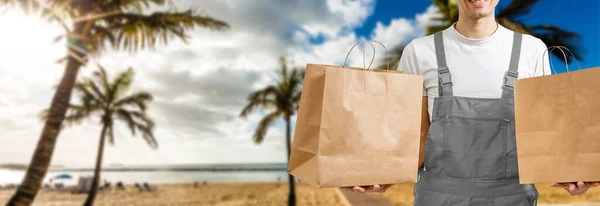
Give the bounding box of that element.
[413,31,539,206]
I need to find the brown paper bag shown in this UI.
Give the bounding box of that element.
[515,47,600,184]
[287,42,424,188]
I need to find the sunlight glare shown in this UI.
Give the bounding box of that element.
[0,8,65,66]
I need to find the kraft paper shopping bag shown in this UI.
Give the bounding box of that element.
[288,41,424,188]
[515,46,600,183]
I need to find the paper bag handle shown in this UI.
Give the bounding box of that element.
[541,46,581,75]
[342,40,390,71]
[343,40,375,70]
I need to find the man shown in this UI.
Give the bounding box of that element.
[343,0,599,204]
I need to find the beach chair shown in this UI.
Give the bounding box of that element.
[143,182,154,192]
[134,183,143,192]
[101,181,111,191]
[116,181,125,190]
[54,183,64,190]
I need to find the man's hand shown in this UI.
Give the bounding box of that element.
[550,181,600,196]
[340,184,394,193]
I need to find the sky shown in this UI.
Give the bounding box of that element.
[0,0,598,167]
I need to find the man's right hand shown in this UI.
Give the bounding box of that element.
[340,184,394,193]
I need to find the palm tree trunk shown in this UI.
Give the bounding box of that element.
[83,125,108,206]
[6,57,82,206]
[285,115,296,206]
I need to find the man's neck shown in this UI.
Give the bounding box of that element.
[454,16,498,39]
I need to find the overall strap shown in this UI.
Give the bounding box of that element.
[434,31,453,97]
[502,32,523,99]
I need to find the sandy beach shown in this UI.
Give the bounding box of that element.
[2,182,600,205]
[0,183,345,206]
[377,183,600,206]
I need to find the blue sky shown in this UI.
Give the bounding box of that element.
[355,0,599,73]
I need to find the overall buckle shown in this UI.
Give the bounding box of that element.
[503,70,519,89]
[438,67,452,86]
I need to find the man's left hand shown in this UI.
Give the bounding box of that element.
[550,181,600,196]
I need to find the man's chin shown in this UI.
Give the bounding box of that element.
[467,11,493,19]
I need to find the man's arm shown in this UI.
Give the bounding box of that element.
[397,42,430,170]
[396,41,429,170]
[418,96,430,170]
[531,37,600,195]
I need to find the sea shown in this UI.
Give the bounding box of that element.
[0,163,293,186]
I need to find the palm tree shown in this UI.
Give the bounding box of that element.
[377,44,405,70]
[1,1,228,205]
[386,0,582,69]
[240,57,303,206]
[41,65,157,205]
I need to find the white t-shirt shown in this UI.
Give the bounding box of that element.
[398,24,551,120]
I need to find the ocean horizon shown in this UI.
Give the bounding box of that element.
[0,163,293,186]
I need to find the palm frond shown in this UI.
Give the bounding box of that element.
[240,86,279,118]
[291,91,302,112]
[241,57,305,145]
[107,124,115,145]
[129,111,155,128]
[430,0,457,26]
[87,79,110,106]
[378,44,405,70]
[93,64,112,99]
[89,25,117,49]
[431,0,449,14]
[113,91,153,111]
[279,56,288,81]
[496,18,529,33]
[110,67,135,101]
[253,111,281,144]
[529,25,583,63]
[0,0,71,32]
[0,0,42,14]
[37,108,66,131]
[100,10,229,51]
[283,68,303,112]
[497,0,542,19]
[115,108,137,135]
[134,119,157,149]
[38,109,49,121]
[98,0,166,13]
[74,80,105,106]
[63,105,94,126]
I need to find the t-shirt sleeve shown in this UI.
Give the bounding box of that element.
[533,39,552,77]
[397,42,427,96]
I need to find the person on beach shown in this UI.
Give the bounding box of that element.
[342,0,600,204]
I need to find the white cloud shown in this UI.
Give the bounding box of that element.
[371,19,414,51]
[416,5,443,30]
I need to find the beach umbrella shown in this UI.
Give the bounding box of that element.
[54,173,72,179]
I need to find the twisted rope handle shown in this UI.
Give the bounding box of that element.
[541,46,581,76]
[343,40,390,70]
